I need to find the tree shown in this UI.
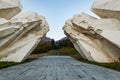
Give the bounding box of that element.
[51,39,57,50]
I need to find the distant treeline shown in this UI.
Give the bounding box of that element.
[32,37,74,54]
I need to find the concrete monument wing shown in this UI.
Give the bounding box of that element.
[0,0,22,19]
[0,0,49,62]
[63,12,120,63]
[92,0,120,20]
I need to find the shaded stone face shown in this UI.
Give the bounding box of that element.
[91,0,120,20]
[63,12,120,63]
[0,0,22,19]
[0,1,49,62]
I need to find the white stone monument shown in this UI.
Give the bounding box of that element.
[63,12,120,63]
[92,0,120,20]
[0,1,49,62]
[63,0,120,63]
[0,0,22,19]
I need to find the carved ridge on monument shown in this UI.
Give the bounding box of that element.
[63,2,120,63]
[0,0,49,62]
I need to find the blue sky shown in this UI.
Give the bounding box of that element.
[20,0,95,40]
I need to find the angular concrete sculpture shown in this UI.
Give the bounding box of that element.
[0,0,22,19]
[63,12,120,63]
[92,0,120,20]
[0,1,49,62]
[63,0,120,63]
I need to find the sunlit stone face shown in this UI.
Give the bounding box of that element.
[0,0,49,62]
[91,0,120,20]
[63,0,120,63]
[63,12,120,63]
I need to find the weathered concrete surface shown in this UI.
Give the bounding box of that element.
[0,56,120,80]
[0,0,49,62]
[63,12,120,63]
[92,0,120,20]
[63,0,120,63]
[0,12,49,62]
[0,0,22,19]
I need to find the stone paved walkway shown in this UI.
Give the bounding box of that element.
[0,56,120,80]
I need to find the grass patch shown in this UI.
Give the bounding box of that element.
[0,62,21,69]
[80,60,120,71]
[47,50,57,55]
[59,47,79,56]
[0,60,31,69]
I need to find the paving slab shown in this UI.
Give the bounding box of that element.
[0,56,120,80]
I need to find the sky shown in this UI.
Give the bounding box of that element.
[20,0,96,40]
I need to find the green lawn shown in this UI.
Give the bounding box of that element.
[59,47,79,56]
[0,60,31,69]
[0,62,20,69]
[81,60,120,71]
